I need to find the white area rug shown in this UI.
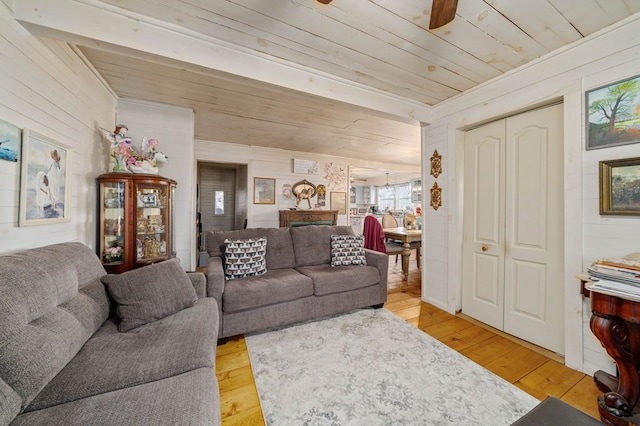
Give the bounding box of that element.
[245,308,539,425]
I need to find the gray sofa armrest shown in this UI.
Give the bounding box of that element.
[205,256,225,338]
[187,272,207,298]
[206,256,224,304]
[364,248,389,293]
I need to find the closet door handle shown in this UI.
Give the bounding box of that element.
[481,246,488,252]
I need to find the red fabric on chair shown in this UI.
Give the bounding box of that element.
[363,215,387,253]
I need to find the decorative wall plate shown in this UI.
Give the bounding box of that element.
[430,150,442,178]
[282,183,292,198]
[430,182,442,211]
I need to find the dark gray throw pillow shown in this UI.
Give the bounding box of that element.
[101,258,198,332]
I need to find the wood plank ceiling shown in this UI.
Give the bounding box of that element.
[25,0,640,173]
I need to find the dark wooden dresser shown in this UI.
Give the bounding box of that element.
[279,210,338,227]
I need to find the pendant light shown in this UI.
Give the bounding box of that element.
[384,172,390,189]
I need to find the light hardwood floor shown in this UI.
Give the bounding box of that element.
[216,253,603,424]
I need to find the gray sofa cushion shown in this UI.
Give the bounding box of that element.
[26,298,219,412]
[222,269,314,313]
[290,225,354,267]
[101,259,198,332]
[207,228,295,270]
[0,379,21,426]
[297,264,381,296]
[0,242,110,411]
[12,368,219,426]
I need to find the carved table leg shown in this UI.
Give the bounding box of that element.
[401,242,410,278]
[590,312,640,420]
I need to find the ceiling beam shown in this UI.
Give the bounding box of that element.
[12,0,432,125]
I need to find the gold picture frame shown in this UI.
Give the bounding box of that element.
[330,191,346,215]
[599,157,640,215]
[254,177,276,204]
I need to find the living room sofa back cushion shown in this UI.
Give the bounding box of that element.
[0,242,110,413]
[206,227,295,270]
[290,225,355,267]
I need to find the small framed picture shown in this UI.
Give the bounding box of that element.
[330,191,346,215]
[586,74,640,150]
[599,157,640,215]
[254,177,276,204]
[19,129,72,226]
[141,193,158,207]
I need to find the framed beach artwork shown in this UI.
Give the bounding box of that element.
[599,157,640,215]
[19,130,72,226]
[586,74,640,150]
[0,119,21,162]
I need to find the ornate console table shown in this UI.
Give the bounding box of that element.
[582,276,640,425]
[279,210,338,228]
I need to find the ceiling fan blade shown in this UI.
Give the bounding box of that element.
[429,0,458,29]
[317,0,333,4]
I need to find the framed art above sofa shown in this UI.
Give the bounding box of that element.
[19,129,72,226]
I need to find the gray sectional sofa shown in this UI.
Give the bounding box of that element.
[0,242,221,426]
[205,224,389,338]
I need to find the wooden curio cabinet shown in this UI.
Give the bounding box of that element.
[97,173,177,273]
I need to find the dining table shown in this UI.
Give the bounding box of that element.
[383,226,422,277]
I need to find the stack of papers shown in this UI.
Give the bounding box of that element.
[585,279,640,302]
[587,258,640,300]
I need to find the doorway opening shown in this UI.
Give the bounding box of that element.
[196,162,248,265]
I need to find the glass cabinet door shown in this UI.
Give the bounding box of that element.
[100,181,126,265]
[135,182,170,263]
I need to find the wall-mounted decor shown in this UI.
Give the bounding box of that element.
[282,183,292,199]
[292,179,317,209]
[293,158,319,174]
[330,192,346,214]
[430,182,442,211]
[587,74,640,150]
[323,162,347,191]
[0,119,21,162]
[430,149,442,178]
[599,156,640,215]
[317,184,327,206]
[19,129,72,226]
[254,177,276,204]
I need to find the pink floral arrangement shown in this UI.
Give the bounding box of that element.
[103,246,123,263]
[102,126,168,174]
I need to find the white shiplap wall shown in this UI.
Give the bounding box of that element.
[195,140,354,229]
[115,99,195,270]
[0,2,115,254]
[424,14,640,374]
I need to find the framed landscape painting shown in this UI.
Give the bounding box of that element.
[586,74,640,150]
[599,157,640,215]
[19,130,72,226]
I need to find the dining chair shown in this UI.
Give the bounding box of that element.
[362,215,403,259]
[403,213,417,229]
[382,213,399,229]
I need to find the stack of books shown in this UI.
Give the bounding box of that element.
[587,257,640,299]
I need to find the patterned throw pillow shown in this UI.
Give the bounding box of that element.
[330,234,367,267]
[224,237,267,280]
